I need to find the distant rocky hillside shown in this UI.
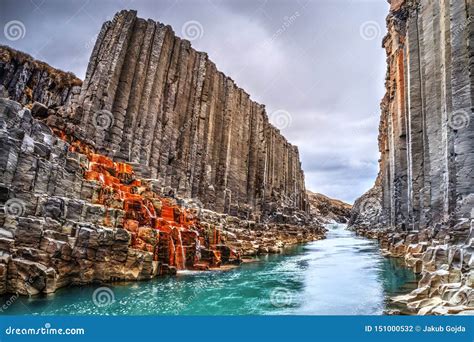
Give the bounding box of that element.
[348,179,382,229]
[306,191,351,224]
[0,45,81,107]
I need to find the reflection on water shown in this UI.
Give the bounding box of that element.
[0,224,417,315]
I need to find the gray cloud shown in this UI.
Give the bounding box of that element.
[0,0,389,203]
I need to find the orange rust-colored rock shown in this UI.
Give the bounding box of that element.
[54,130,232,271]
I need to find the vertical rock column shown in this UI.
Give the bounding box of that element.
[72,10,309,218]
[377,0,473,231]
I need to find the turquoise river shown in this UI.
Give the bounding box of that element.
[1,224,417,315]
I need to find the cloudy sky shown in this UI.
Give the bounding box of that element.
[0,0,389,203]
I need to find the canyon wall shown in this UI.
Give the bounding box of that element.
[0,96,323,295]
[349,1,474,315]
[0,11,320,295]
[351,0,473,235]
[70,10,308,219]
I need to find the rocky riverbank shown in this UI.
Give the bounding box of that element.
[352,226,473,315]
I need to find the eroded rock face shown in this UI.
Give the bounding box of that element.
[350,0,474,315]
[352,0,473,232]
[306,191,351,224]
[69,10,308,219]
[0,98,325,295]
[0,46,82,108]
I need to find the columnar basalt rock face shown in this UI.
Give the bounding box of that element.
[71,10,308,219]
[350,0,474,315]
[0,46,82,108]
[0,10,324,296]
[0,98,325,295]
[352,0,473,234]
[384,0,473,232]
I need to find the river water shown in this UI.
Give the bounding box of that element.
[1,224,417,315]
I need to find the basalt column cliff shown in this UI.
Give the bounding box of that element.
[0,10,322,296]
[69,10,308,219]
[351,0,473,233]
[350,0,474,315]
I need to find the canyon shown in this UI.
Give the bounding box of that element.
[349,0,474,315]
[0,10,351,296]
[0,0,472,317]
